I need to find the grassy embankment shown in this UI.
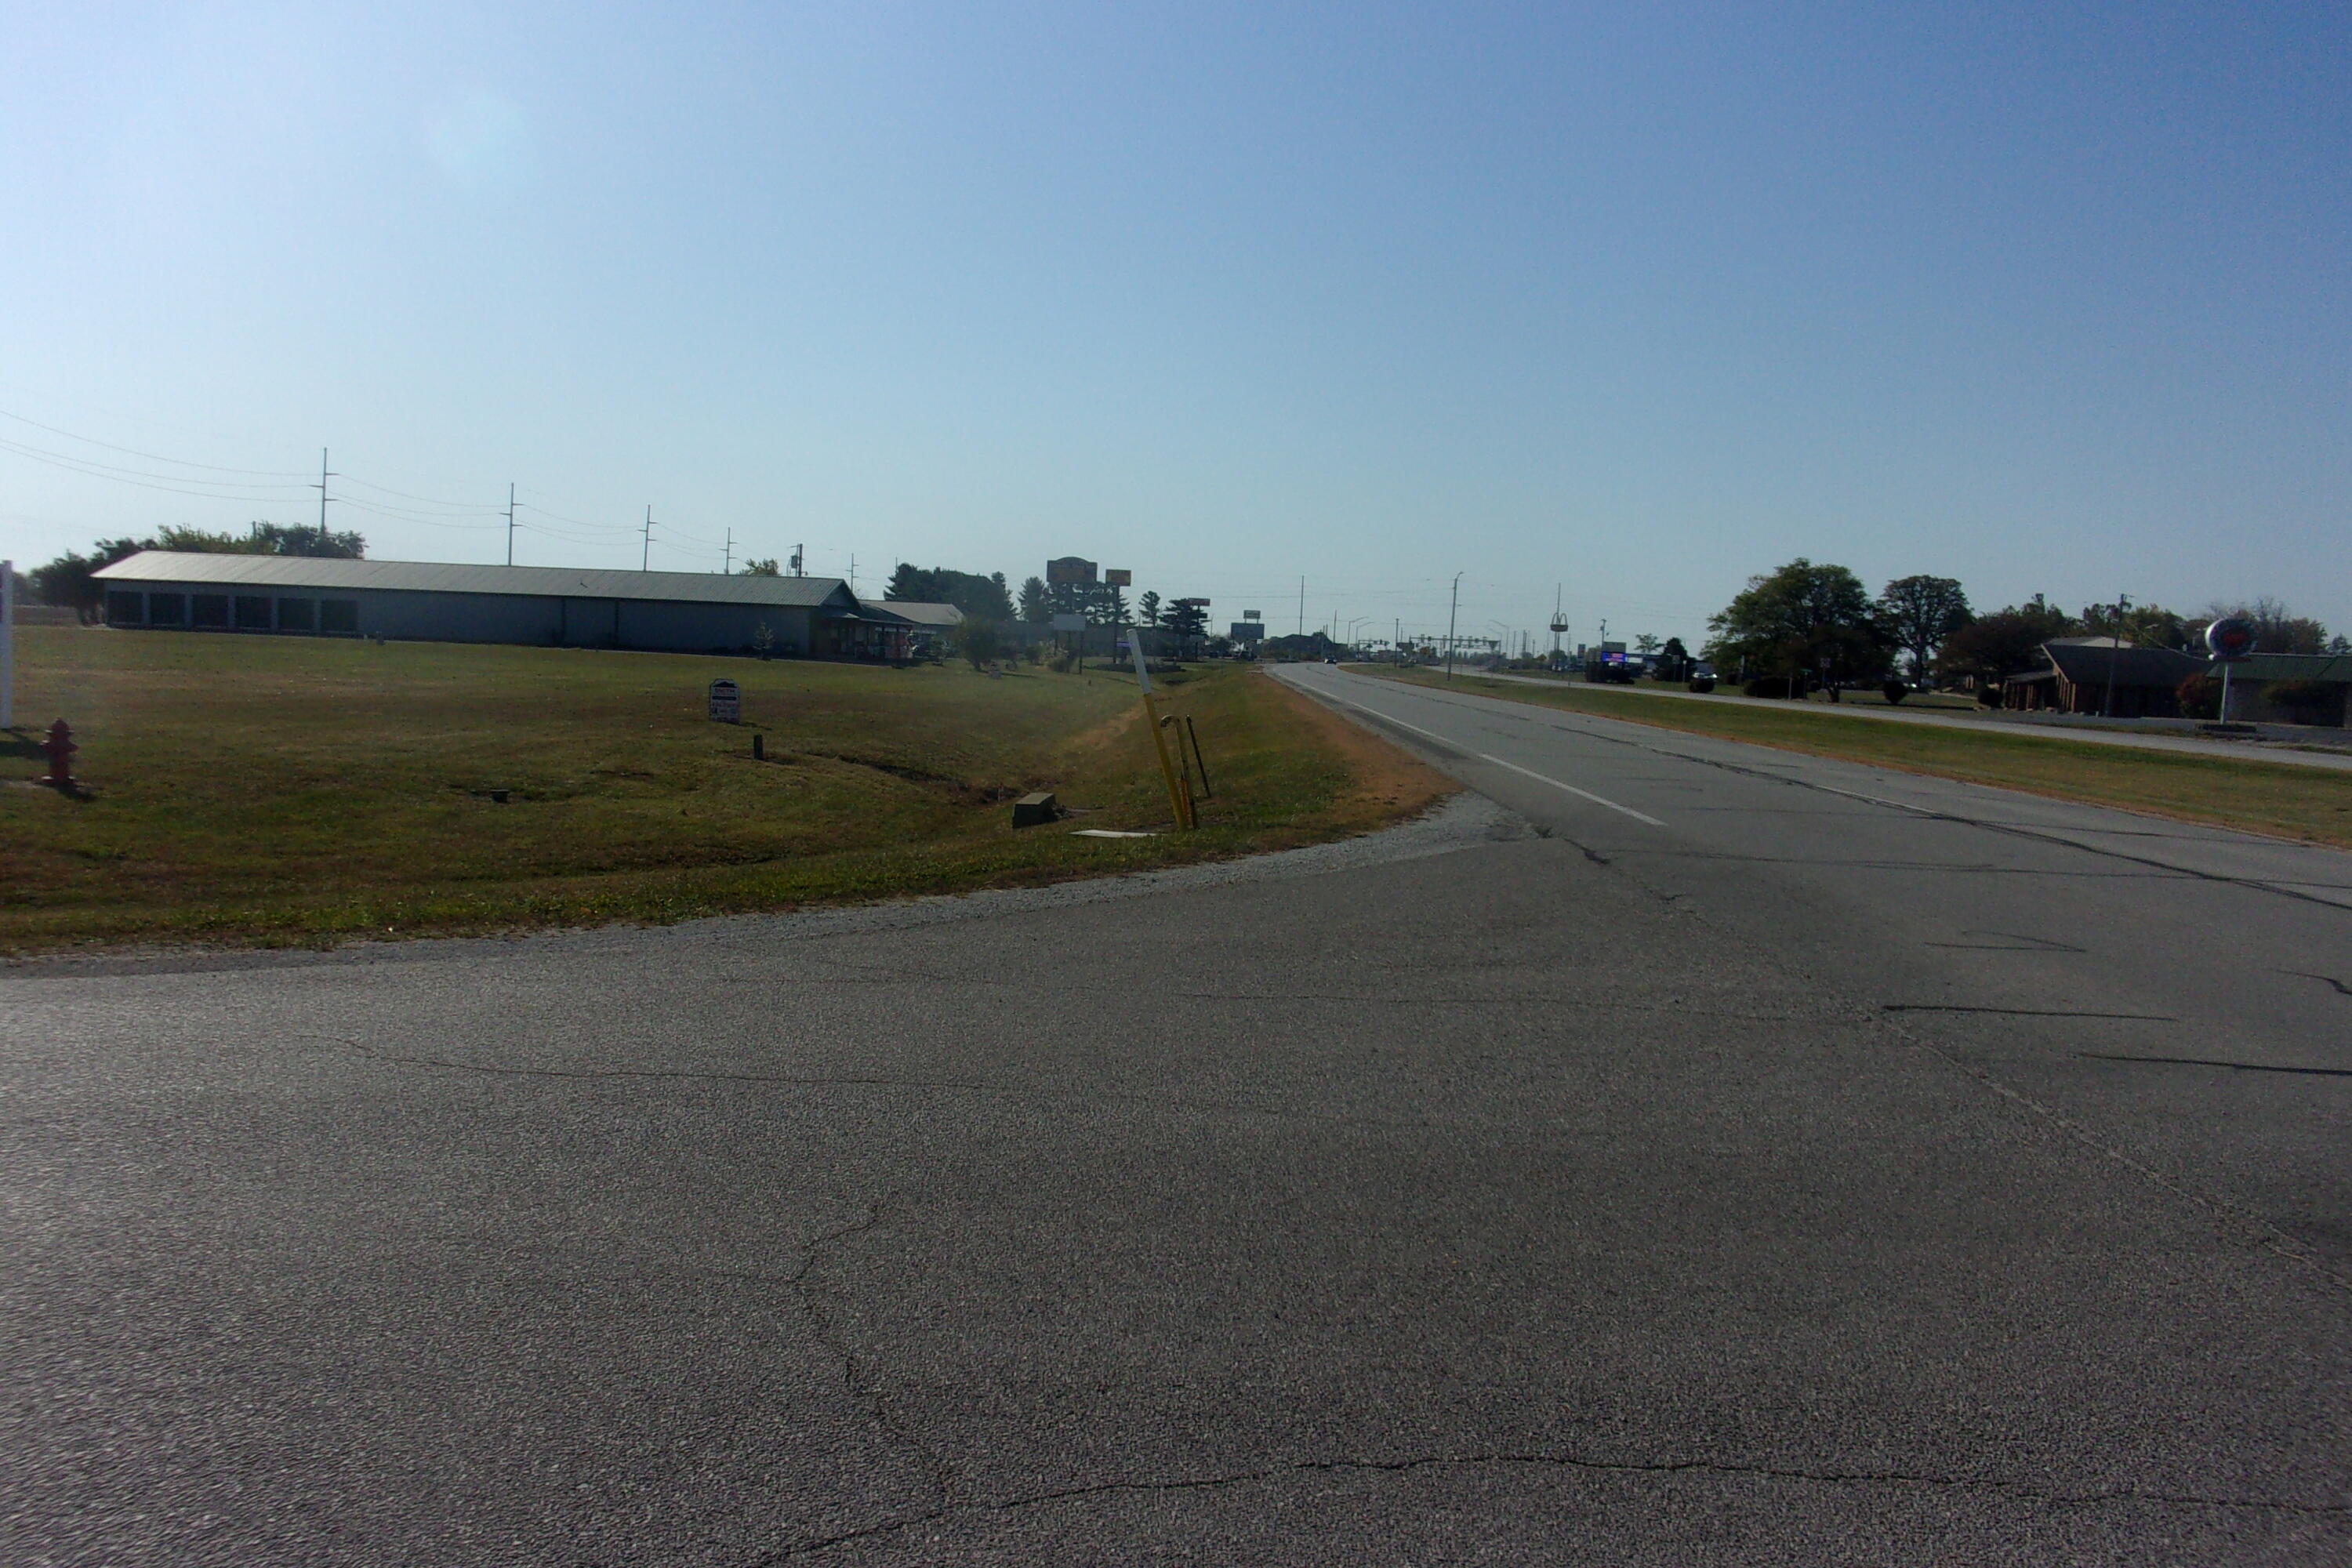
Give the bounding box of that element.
[0,629,1448,952]
[1355,664,2352,849]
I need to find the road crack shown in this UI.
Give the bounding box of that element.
[776,1197,970,1516]
[758,1448,2351,1558]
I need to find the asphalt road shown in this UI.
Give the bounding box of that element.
[5,666,2349,1564]
[1472,669,2352,771]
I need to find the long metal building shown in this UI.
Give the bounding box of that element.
[89,551,956,659]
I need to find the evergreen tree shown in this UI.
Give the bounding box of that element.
[1018,575,1051,622]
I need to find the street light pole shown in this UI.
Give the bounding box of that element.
[1444,573,1462,681]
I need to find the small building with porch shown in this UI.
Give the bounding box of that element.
[2002,637,2203,717]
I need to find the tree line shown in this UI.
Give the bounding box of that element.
[1700,559,2343,691]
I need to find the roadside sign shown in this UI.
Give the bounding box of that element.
[708,678,741,722]
[1050,612,1086,633]
[2205,618,2255,660]
[1104,568,1132,587]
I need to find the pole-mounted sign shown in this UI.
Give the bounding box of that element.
[708,678,742,723]
[2205,619,2255,660]
[2205,617,2255,723]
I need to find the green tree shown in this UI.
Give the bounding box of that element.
[2079,601,2186,652]
[1164,599,1209,641]
[884,564,1016,619]
[244,521,365,557]
[1138,590,1162,627]
[1018,575,1051,622]
[1089,584,1129,626]
[1877,575,1972,683]
[952,617,1005,670]
[2195,597,2329,656]
[1704,559,1886,685]
[1938,595,2077,688]
[740,557,781,576]
[30,538,146,621]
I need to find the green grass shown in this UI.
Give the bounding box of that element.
[1,630,1446,952]
[1355,663,2352,848]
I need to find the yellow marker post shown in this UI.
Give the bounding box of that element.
[1128,626,1195,829]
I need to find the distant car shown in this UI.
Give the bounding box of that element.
[1325,655,1341,664]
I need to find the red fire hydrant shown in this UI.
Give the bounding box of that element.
[38,720,77,790]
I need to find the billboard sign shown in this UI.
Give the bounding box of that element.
[1046,557,1098,586]
[1103,568,1132,587]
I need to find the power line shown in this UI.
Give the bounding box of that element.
[0,406,311,477]
[0,440,310,503]
[0,434,314,493]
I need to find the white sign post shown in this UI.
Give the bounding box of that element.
[1,559,14,731]
[707,677,741,723]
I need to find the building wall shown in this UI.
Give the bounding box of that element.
[102,582,819,656]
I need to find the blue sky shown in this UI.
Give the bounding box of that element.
[4,2,2346,648]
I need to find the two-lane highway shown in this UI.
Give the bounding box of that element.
[5,669,2350,1563]
[1279,663,2352,1277]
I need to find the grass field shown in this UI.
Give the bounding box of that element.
[1356,664,2352,848]
[0,630,1447,952]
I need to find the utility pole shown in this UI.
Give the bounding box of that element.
[312,448,336,537]
[2104,593,2131,717]
[1298,576,1305,637]
[641,506,654,571]
[850,554,857,595]
[505,483,517,567]
[723,527,732,575]
[1444,572,1462,681]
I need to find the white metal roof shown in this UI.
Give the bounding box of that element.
[92,551,858,609]
[873,601,966,627]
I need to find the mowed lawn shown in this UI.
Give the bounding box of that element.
[1,630,1447,950]
[1358,665,2352,849]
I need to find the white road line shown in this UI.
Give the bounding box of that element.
[1337,695,1666,828]
[1475,753,1667,826]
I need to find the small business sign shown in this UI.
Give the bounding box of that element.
[708,678,741,722]
[2205,618,2255,660]
[1046,556,1098,586]
[1103,568,1132,587]
[1242,610,1261,621]
[1049,612,1086,633]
